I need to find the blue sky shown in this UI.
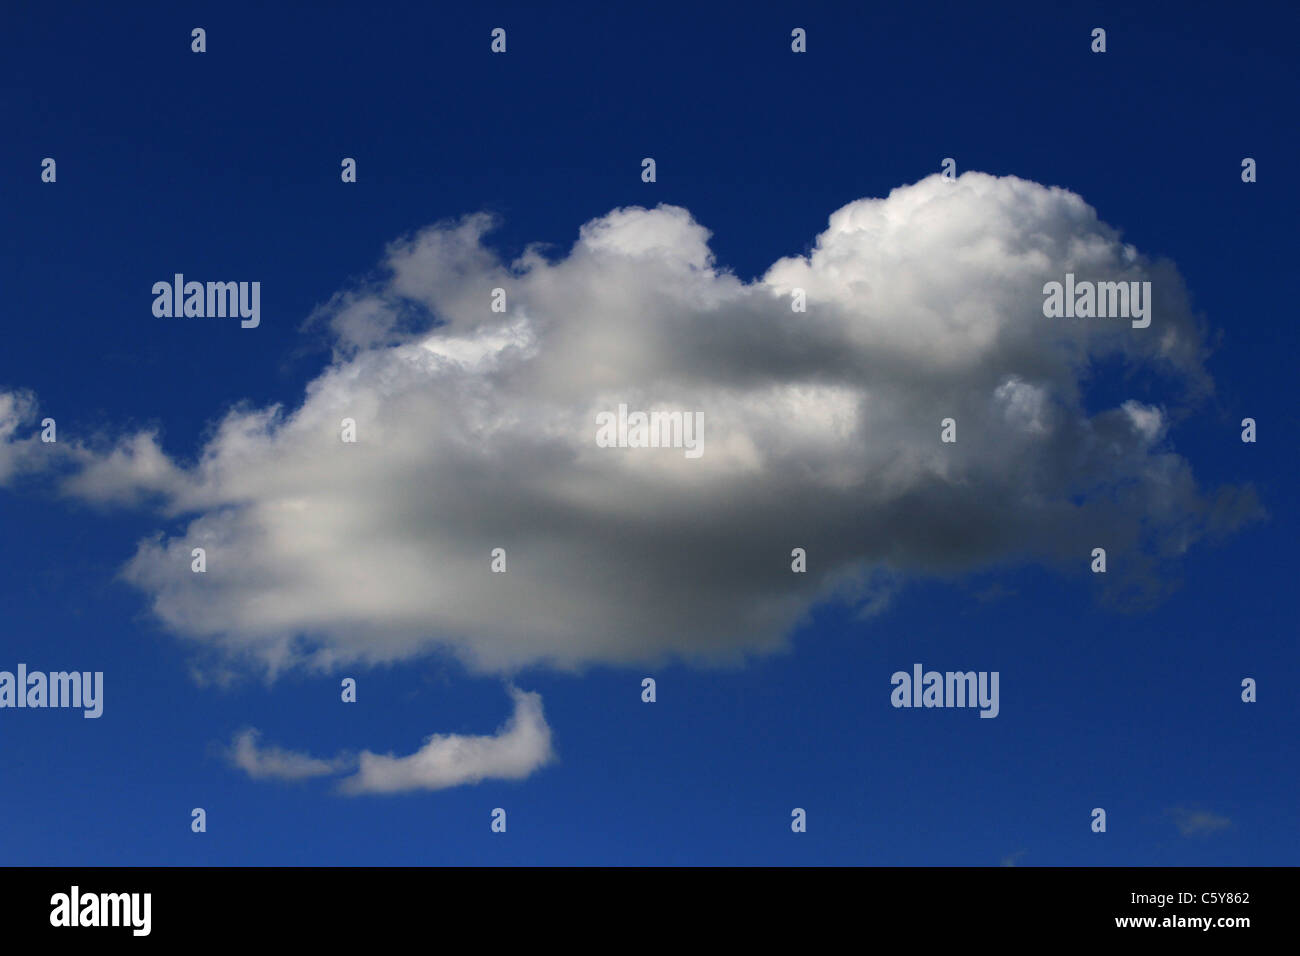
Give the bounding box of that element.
[0,1,1296,865]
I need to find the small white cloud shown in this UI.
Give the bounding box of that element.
[1122,400,1165,443]
[340,686,555,795]
[227,728,351,781]
[0,389,50,485]
[60,430,187,505]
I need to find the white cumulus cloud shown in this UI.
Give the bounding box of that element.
[0,172,1261,679]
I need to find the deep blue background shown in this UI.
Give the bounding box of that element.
[0,1,1295,864]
